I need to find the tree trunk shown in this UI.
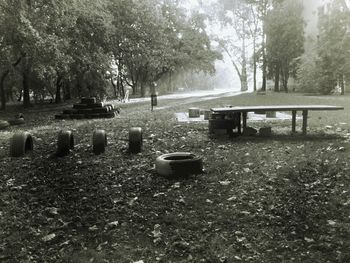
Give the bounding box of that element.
[274,63,280,92]
[22,71,31,107]
[340,75,345,95]
[281,67,289,93]
[253,38,257,92]
[17,89,23,102]
[168,71,172,92]
[0,70,10,110]
[141,82,146,97]
[7,86,14,102]
[55,76,62,103]
[241,22,248,92]
[0,56,23,109]
[63,82,71,100]
[261,25,267,91]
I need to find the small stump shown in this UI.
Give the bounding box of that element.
[259,127,272,137]
[203,110,211,120]
[266,111,276,118]
[188,108,200,118]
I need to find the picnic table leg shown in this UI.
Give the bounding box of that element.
[237,112,242,134]
[292,110,297,134]
[242,112,247,133]
[302,110,308,135]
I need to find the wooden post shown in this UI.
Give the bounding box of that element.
[237,112,242,134]
[302,110,308,135]
[242,112,247,133]
[292,110,296,134]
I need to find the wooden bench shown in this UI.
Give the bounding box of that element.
[210,105,344,135]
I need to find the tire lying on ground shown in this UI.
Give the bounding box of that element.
[57,130,74,156]
[10,131,33,157]
[0,120,10,130]
[81,97,96,104]
[93,130,107,155]
[129,127,142,153]
[8,118,25,125]
[155,152,203,177]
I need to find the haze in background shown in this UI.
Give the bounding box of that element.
[180,0,333,92]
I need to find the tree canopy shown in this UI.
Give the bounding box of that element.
[0,0,221,108]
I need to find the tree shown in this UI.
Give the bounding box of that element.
[297,0,350,94]
[317,0,350,94]
[265,0,304,92]
[215,0,251,92]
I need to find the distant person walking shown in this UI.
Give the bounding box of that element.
[124,86,132,102]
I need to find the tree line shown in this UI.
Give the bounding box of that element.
[212,0,349,94]
[0,0,221,109]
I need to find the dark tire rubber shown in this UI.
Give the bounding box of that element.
[73,104,89,109]
[91,102,104,108]
[57,130,74,156]
[105,104,114,110]
[93,130,107,155]
[63,109,78,115]
[100,112,115,118]
[7,118,25,125]
[0,120,10,130]
[90,107,109,114]
[155,152,203,177]
[10,132,33,157]
[81,97,96,104]
[129,127,142,153]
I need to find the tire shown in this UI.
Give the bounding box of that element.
[155,152,203,177]
[93,130,107,155]
[129,127,142,153]
[105,104,114,110]
[90,107,109,114]
[8,118,25,125]
[91,102,104,108]
[0,120,10,130]
[70,114,85,119]
[209,119,236,131]
[259,127,272,137]
[100,112,115,118]
[73,104,89,109]
[76,109,92,114]
[63,109,78,115]
[55,114,69,120]
[81,97,96,104]
[57,130,74,156]
[10,132,33,157]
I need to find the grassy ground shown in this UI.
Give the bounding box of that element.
[0,92,349,262]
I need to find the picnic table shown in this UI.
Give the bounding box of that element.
[210,105,344,135]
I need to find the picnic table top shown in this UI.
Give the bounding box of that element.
[211,105,344,113]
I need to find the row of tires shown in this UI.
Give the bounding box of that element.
[9,128,143,157]
[9,130,203,178]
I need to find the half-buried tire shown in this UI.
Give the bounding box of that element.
[155,152,203,177]
[81,97,96,104]
[0,120,10,130]
[10,132,33,157]
[129,127,142,153]
[93,130,107,155]
[57,130,74,156]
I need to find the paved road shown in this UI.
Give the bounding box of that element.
[111,89,248,108]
